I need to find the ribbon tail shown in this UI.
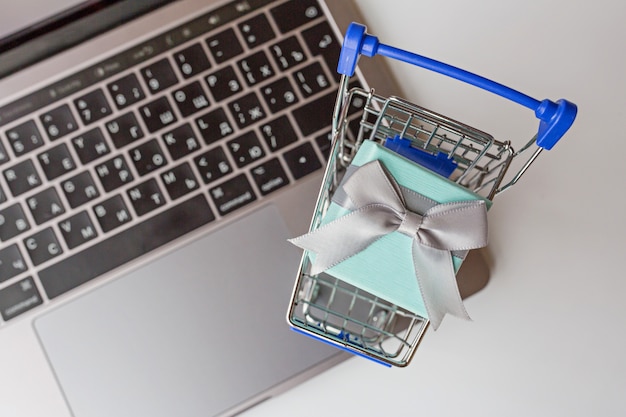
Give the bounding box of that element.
[412,244,470,330]
[289,207,394,275]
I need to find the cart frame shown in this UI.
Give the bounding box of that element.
[287,23,577,367]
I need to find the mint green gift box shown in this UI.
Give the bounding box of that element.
[315,140,491,320]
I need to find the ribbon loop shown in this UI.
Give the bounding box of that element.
[289,160,488,329]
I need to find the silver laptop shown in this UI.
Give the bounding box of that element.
[0,1,398,416]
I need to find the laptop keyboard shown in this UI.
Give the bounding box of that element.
[0,0,362,323]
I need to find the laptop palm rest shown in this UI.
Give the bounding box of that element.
[34,204,339,417]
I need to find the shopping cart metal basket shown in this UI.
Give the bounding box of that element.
[287,23,577,367]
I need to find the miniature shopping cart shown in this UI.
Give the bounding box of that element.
[287,23,577,367]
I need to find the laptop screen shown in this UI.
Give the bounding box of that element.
[0,0,172,78]
[0,0,84,40]
[0,1,110,49]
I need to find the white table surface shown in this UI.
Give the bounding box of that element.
[246,0,626,415]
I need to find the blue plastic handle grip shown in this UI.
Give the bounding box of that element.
[338,23,577,150]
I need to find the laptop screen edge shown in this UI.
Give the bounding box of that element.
[0,0,174,79]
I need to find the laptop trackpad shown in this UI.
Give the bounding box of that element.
[34,205,337,417]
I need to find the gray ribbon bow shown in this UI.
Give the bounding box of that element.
[289,160,488,329]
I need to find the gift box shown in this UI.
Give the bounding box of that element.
[291,140,491,329]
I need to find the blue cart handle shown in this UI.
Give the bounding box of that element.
[338,23,577,150]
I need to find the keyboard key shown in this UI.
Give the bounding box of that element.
[205,65,243,101]
[26,187,65,225]
[206,28,243,64]
[95,155,134,192]
[259,116,298,152]
[227,131,265,168]
[172,81,210,117]
[105,112,144,148]
[315,130,332,159]
[0,140,9,165]
[293,61,331,97]
[251,158,289,196]
[173,43,211,78]
[58,211,98,249]
[127,178,165,216]
[195,108,234,145]
[129,138,168,176]
[194,147,232,184]
[0,204,30,240]
[40,104,78,140]
[0,277,42,321]
[74,89,113,125]
[302,21,341,79]
[161,163,199,200]
[42,194,214,299]
[3,159,42,196]
[238,13,275,49]
[270,36,306,71]
[282,141,321,179]
[237,51,275,86]
[270,0,323,33]
[228,92,266,129]
[162,123,200,160]
[261,77,298,113]
[5,120,44,156]
[141,58,178,94]
[24,227,63,266]
[0,244,27,282]
[209,174,256,216]
[292,90,335,136]
[139,97,178,133]
[72,128,110,164]
[93,194,132,233]
[107,73,146,109]
[0,185,6,204]
[37,143,76,180]
[61,171,100,208]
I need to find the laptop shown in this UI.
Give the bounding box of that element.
[0,0,399,416]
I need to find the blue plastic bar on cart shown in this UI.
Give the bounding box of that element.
[337,23,577,150]
[384,135,458,178]
[290,327,392,367]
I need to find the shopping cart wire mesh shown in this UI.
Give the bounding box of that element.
[287,22,577,367]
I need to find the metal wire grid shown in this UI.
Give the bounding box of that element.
[334,87,518,200]
[288,79,539,366]
[291,266,428,366]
